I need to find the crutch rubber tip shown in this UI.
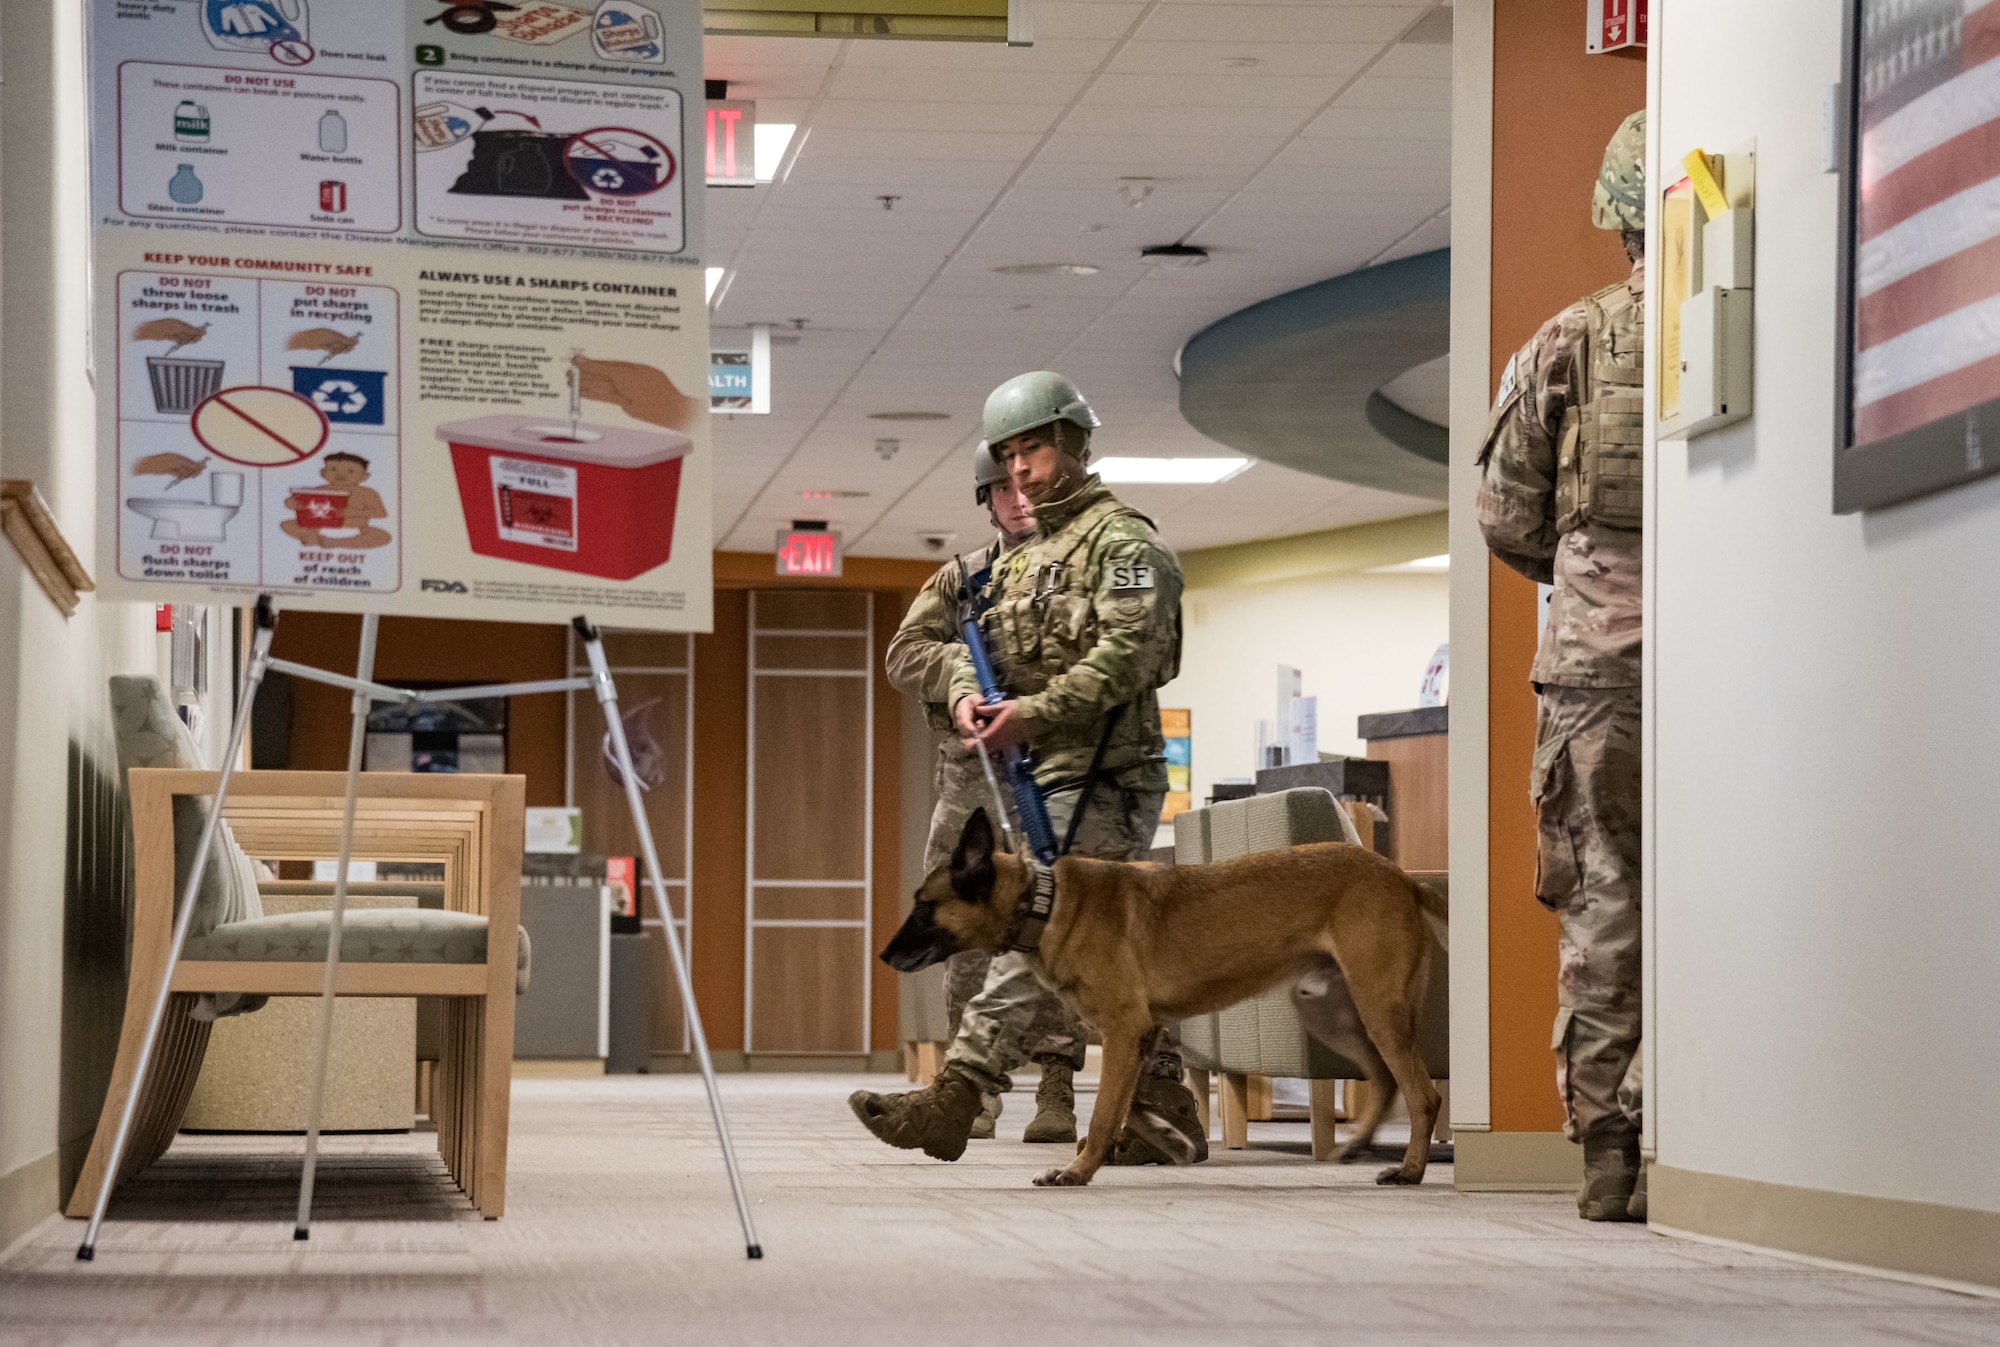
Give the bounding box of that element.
[293,1227,310,1241]
[75,1244,94,1261]
[747,1244,763,1260]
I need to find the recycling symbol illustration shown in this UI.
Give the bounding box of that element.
[310,379,370,416]
[290,366,387,426]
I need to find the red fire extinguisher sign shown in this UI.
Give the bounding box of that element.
[1586,0,1647,52]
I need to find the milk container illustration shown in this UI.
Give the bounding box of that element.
[591,0,664,64]
[202,0,308,54]
[167,165,205,205]
[173,101,210,143]
[318,109,346,154]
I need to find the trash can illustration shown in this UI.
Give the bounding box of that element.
[439,414,690,580]
[146,356,226,413]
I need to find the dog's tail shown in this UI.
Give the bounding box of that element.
[1413,881,1448,947]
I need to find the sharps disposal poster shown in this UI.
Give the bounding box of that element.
[89,0,713,631]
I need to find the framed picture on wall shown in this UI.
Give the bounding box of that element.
[1836,0,2000,511]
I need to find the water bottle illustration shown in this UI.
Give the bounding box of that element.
[168,165,205,205]
[591,0,664,63]
[318,109,347,154]
[173,101,210,143]
[201,0,308,54]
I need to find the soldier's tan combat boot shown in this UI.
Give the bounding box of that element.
[1626,1161,1648,1221]
[848,1062,986,1162]
[969,1091,1002,1140]
[1021,1057,1077,1144]
[1579,1132,1642,1221]
[1110,1072,1209,1165]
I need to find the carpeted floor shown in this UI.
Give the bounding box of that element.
[3,1073,1997,1345]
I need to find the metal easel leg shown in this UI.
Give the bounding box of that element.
[78,596,280,1261]
[293,612,381,1240]
[576,617,763,1259]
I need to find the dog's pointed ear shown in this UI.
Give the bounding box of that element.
[950,808,997,903]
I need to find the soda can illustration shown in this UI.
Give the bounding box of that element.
[319,180,347,212]
[202,0,308,54]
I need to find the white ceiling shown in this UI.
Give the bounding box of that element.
[703,0,1452,560]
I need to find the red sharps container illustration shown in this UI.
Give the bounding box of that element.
[439,414,691,580]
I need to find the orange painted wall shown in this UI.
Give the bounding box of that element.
[1487,1,1646,1132]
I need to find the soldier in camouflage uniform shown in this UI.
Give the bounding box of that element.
[1478,110,1648,1223]
[851,371,1207,1166]
[884,441,1087,1142]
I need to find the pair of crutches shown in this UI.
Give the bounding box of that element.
[78,598,761,1260]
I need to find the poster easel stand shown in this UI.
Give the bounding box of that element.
[78,598,762,1262]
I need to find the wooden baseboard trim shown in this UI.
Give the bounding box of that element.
[0,1149,59,1258]
[645,1051,905,1074]
[1451,1129,1580,1192]
[512,1059,606,1078]
[1651,1163,2000,1294]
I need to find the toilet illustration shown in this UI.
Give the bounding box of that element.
[128,471,243,542]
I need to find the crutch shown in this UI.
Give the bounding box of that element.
[78,596,280,1260]
[293,612,380,1239]
[576,616,762,1259]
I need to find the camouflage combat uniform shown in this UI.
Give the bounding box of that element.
[943,473,1183,1095]
[885,543,1086,1069]
[1477,256,1645,1144]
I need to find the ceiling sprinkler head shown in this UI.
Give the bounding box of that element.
[1117,177,1155,208]
[878,194,901,211]
[875,437,900,460]
[1141,243,1209,269]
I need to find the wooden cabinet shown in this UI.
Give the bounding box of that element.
[1359,706,1448,871]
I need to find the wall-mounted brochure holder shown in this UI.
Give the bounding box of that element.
[1659,145,1755,440]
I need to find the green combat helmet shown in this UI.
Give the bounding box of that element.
[1592,108,1646,231]
[982,371,1101,450]
[972,439,1005,503]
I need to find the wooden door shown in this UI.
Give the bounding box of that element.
[569,628,692,1054]
[745,591,872,1055]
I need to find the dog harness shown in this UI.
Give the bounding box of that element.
[1007,860,1058,953]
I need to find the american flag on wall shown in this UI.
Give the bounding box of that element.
[1854,0,2000,445]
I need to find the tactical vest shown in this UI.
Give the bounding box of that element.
[984,498,1180,693]
[1555,279,1644,534]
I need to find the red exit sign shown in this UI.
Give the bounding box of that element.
[706,100,756,187]
[775,528,842,577]
[1586,0,1646,51]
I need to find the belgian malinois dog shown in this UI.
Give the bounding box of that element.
[881,809,1449,1189]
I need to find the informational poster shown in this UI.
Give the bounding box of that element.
[89,0,712,631]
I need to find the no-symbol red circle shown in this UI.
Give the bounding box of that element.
[190,386,331,467]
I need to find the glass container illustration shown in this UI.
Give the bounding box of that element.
[167,165,204,205]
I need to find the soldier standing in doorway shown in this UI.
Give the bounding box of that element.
[852,371,1207,1166]
[883,441,1087,1143]
[1478,110,1648,1223]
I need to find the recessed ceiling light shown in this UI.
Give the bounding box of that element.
[705,266,731,307]
[1094,456,1249,485]
[801,489,870,499]
[754,122,798,183]
[993,262,1101,276]
[1220,56,1261,68]
[1141,244,1208,268]
[868,411,951,422]
[1366,553,1452,574]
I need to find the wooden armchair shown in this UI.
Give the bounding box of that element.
[68,769,525,1219]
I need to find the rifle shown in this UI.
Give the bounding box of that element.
[959,578,1060,865]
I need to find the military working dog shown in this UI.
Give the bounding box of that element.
[881,808,1448,1189]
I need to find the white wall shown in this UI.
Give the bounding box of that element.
[1160,570,1449,805]
[0,0,160,1243]
[1651,3,2000,1214]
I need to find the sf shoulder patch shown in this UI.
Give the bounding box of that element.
[1108,560,1155,591]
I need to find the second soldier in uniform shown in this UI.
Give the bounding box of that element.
[882,442,1088,1143]
[852,371,1207,1166]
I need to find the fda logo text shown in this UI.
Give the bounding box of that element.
[422,578,469,593]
